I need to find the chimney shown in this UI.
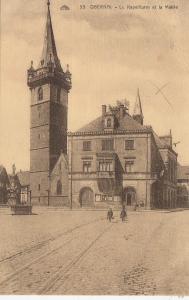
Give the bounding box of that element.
[119,104,124,118]
[102,105,106,116]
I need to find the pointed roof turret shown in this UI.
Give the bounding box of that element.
[133,88,144,125]
[27,0,71,92]
[38,0,62,71]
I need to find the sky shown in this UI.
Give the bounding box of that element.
[0,0,189,173]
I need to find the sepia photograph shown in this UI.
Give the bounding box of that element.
[0,0,189,296]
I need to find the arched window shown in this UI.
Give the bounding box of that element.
[38,87,43,101]
[57,180,62,195]
[107,118,112,128]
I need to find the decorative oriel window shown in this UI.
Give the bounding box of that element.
[38,87,43,101]
[102,139,114,151]
[83,141,91,151]
[99,161,113,172]
[125,140,134,150]
[57,180,62,195]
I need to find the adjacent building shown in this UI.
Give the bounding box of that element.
[0,165,9,204]
[68,92,177,209]
[177,164,189,207]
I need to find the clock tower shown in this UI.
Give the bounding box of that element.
[27,1,71,204]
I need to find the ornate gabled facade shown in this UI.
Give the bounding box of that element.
[68,93,177,209]
[27,1,71,204]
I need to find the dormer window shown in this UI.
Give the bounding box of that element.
[38,87,43,101]
[104,115,114,129]
[107,118,112,128]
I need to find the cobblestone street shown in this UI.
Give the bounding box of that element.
[0,208,188,295]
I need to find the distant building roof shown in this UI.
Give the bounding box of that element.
[0,165,5,174]
[177,165,189,180]
[0,165,9,184]
[17,171,30,187]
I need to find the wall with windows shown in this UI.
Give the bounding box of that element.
[69,133,151,175]
[69,132,155,208]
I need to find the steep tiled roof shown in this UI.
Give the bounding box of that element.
[152,131,165,148]
[177,165,189,180]
[76,113,146,133]
[17,171,30,187]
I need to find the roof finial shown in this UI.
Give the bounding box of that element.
[47,0,50,7]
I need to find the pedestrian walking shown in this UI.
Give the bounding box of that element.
[134,203,138,211]
[120,206,127,222]
[107,207,113,222]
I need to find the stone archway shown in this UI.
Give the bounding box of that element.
[122,187,136,207]
[79,187,94,207]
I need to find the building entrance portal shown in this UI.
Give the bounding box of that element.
[122,187,136,206]
[79,187,94,207]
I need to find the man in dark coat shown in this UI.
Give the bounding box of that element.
[120,206,127,222]
[107,207,113,222]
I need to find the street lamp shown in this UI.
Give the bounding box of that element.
[69,134,73,210]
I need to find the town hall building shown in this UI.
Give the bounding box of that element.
[68,92,177,209]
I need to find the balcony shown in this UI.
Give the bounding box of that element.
[27,67,71,91]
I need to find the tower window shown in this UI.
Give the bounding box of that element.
[38,184,41,191]
[38,134,40,139]
[38,87,43,101]
[57,180,62,195]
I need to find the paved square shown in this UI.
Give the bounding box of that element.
[0,208,188,295]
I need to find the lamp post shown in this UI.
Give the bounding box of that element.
[29,189,31,206]
[70,134,73,210]
[47,189,50,206]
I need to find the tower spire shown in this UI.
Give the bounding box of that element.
[133,88,144,125]
[38,0,62,71]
